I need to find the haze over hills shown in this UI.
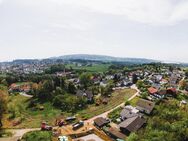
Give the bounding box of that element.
[0,54,158,64]
[50,54,158,64]
[2,54,188,66]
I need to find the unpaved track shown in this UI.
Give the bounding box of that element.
[0,128,40,141]
[1,86,139,141]
[86,85,140,123]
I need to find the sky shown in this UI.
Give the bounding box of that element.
[0,0,188,62]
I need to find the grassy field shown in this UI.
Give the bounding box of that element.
[0,74,6,77]
[0,84,7,90]
[14,82,32,86]
[129,96,140,106]
[21,131,52,141]
[66,64,110,72]
[78,89,137,119]
[3,95,61,129]
[2,88,136,128]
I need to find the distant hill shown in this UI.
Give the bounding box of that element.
[51,54,158,64]
[0,54,159,65]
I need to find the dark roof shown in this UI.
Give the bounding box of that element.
[102,98,109,103]
[85,90,93,99]
[76,90,84,97]
[119,116,146,132]
[152,83,161,90]
[74,139,85,141]
[76,90,93,99]
[108,127,126,139]
[158,90,167,95]
[167,88,176,93]
[94,117,109,127]
[136,99,155,113]
[120,108,138,120]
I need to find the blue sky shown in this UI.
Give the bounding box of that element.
[0,0,188,62]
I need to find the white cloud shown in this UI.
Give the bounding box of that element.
[6,0,188,25]
[1,0,188,62]
[61,0,188,25]
[50,21,91,31]
[170,1,188,23]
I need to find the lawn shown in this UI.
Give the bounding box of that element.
[0,74,6,77]
[21,131,52,141]
[129,96,140,106]
[2,89,136,128]
[14,82,32,86]
[2,95,61,129]
[0,84,7,90]
[66,64,110,72]
[78,89,137,119]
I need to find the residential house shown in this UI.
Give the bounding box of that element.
[166,88,177,96]
[100,80,108,87]
[148,87,158,95]
[76,90,94,103]
[119,116,146,134]
[151,83,161,90]
[120,107,139,121]
[9,83,31,93]
[160,79,168,85]
[169,75,179,88]
[136,99,155,114]
[108,127,126,140]
[94,117,110,128]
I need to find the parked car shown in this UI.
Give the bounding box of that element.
[41,122,53,131]
[72,121,84,130]
[66,116,76,122]
[58,119,66,127]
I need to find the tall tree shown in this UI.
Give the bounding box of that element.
[132,73,138,84]
[67,82,76,94]
[79,73,92,88]
[185,69,188,78]
[179,80,187,90]
[0,89,7,128]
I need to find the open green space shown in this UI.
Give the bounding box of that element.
[78,89,137,119]
[129,96,140,106]
[21,131,52,141]
[14,82,32,86]
[0,84,7,90]
[3,95,61,128]
[66,64,111,72]
[0,74,6,77]
[3,89,136,128]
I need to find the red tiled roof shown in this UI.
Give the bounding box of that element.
[148,87,158,94]
[161,79,168,83]
[10,83,17,88]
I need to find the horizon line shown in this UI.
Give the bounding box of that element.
[0,53,187,64]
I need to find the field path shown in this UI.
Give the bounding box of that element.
[19,92,33,98]
[86,84,140,122]
[0,85,139,141]
[0,128,40,141]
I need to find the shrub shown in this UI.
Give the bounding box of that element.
[21,131,52,141]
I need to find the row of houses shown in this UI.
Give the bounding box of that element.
[9,83,32,93]
[118,99,155,135]
[148,86,177,100]
[93,98,155,140]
